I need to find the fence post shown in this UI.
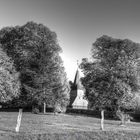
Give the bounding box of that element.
[15,109,22,132]
[100,110,104,131]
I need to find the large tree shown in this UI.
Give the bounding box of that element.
[80,35,140,128]
[0,46,20,102]
[0,22,70,112]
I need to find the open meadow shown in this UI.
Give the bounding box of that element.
[0,112,140,140]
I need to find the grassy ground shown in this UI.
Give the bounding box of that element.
[0,112,140,140]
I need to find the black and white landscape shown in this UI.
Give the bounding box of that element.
[0,0,140,139]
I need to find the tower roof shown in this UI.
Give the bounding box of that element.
[73,68,84,90]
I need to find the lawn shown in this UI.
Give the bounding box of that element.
[0,112,140,140]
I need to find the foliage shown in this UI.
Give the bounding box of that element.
[32,107,40,114]
[0,22,70,109]
[80,35,140,111]
[0,46,20,102]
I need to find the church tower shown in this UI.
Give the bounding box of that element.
[69,62,88,109]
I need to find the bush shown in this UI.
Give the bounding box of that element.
[66,108,101,117]
[32,108,39,114]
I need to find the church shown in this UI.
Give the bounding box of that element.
[69,67,88,109]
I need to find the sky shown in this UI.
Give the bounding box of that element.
[0,0,140,81]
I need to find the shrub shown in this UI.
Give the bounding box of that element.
[32,107,39,114]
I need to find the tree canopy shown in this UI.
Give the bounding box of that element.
[80,35,140,111]
[0,46,20,102]
[0,22,70,110]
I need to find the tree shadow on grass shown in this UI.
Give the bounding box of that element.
[34,112,55,115]
[0,127,16,134]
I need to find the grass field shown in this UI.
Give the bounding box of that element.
[0,112,140,140]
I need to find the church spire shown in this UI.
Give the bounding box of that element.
[74,60,79,85]
[73,60,83,89]
[77,60,79,69]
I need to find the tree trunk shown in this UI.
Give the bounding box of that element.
[100,110,104,130]
[32,105,34,113]
[116,109,125,126]
[43,102,46,114]
[121,113,125,126]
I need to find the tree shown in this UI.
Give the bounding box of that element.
[0,22,70,112]
[0,46,20,102]
[80,35,140,128]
